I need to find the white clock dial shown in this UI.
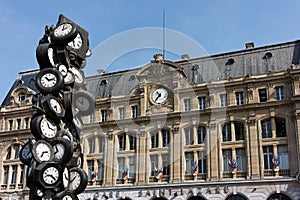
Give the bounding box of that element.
[43,167,59,185]
[58,64,68,77]
[40,73,57,88]
[62,196,72,200]
[70,171,81,190]
[152,87,169,104]
[54,23,73,37]
[47,47,55,66]
[63,167,69,188]
[68,33,82,49]
[50,98,62,114]
[70,67,84,85]
[53,143,65,160]
[40,118,57,139]
[35,143,52,162]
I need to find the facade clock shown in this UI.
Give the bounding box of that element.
[73,89,94,116]
[151,87,169,104]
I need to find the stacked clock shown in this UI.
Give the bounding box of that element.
[19,14,94,200]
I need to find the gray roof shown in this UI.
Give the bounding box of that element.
[2,40,300,107]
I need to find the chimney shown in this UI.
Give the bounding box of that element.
[97,69,105,75]
[245,42,254,49]
[181,54,190,60]
[153,54,164,61]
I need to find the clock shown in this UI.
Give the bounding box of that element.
[68,33,82,49]
[63,91,73,121]
[29,184,44,199]
[69,67,85,86]
[73,89,94,116]
[62,167,70,189]
[57,64,75,85]
[30,114,59,140]
[36,43,56,69]
[51,22,78,44]
[36,162,62,188]
[66,152,83,168]
[68,167,88,194]
[151,87,169,104]
[35,68,64,94]
[32,140,54,163]
[54,191,79,200]
[51,137,73,165]
[19,140,33,165]
[41,95,65,118]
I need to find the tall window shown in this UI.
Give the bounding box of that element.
[185,127,194,145]
[6,146,11,160]
[236,148,246,171]
[220,94,228,107]
[131,105,138,118]
[24,117,29,129]
[89,112,95,123]
[11,165,17,184]
[185,152,194,174]
[13,144,20,159]
[129,156,136,178]
[263,146,273,169]
[19,165,24,184]
[119,107,125,119]
[278,145,289,169]
[198,151,207,173]
[235,122,245,140]
[118,134,126,151]
[259,88,268,102]
[276,118,286,137]
[235,92,244,105]
[223,149,232,172]
[87,160,95,181]
[98,136,105,153]
[3,166,8,184]
[150,155,158,176]
[261,119,272,138]
[97,160,104,180]
[88,138,95,153]
[151,131,159,148]
[275,86,284,100]
[9,120,13,131]
[222,123,232,142]
[101,110,108,122]
[118,157,125,179]
[198,96,206,110]
[162,129,170,147]
[17,119,21,130]
[162,154,170,175]
[197,126,206,144]
[129,134,136,150]
[184,99,191,111]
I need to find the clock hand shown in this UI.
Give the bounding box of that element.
[46,121,55,131]
[45,77,55,82]
[155,92,162,101]
[41,151,48,157]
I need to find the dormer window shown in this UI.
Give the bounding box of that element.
[18,93,26,102]
[263,52,272,59]
[226,58,235,65]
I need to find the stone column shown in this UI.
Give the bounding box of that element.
[136,131,147,185]
[104,131,115,186]
[208,121,218,181]
[248,117,260,179]
[171,124,181,183]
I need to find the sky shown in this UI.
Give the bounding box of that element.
[1,0,300,103]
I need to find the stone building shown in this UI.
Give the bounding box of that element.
[1,40,300,200]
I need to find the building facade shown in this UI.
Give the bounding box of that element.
[1,40,300,200]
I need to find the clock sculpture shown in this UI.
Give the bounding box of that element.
[19,14,93,200]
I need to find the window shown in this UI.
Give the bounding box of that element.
[259,88,268,102]
[151,132,159,148]
[185,152,194,174]
[119,107,125,119]
[118,158,125,178]
[129,134,136,150]
[261,119,272,138]
[275,86,284,100]
[98,136,105,153]
[197,126,206,144]
[278,145,289,169]
[263,146,273,169]
[24,117,29,129]
[13,144,20,159]
[150,155,158,176]
[88,138,95,153]
[101,110,108,122]
[129,156,136,178]
[236,148,246,171]
[131,105,138,118]
[118,134,126,151]
[223,149,232,172]
[89,112,95,123]
[11,165,17,184]
[3,166,8,184]
[97,160,104,180]
[17,119,21,130]
[162,154,170,175]
[185,127,194,145]
[18,93,26,102]
[87,160,95,181]
[198,151,207,173]
[162,129,170,147]
[19,165,24,184]
[6,146,11,160]
[9,120,13,131]
[235,122,245,140]
[276,118,286,137]
[220,94,228,107]
[235,92,244,105]
[184,99,191,111]
[222,123,232,142]
[198,96,206,110]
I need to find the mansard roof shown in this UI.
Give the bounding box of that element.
[2,40,300,106]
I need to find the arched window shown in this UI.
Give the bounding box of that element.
[267,193,291,200]
[222,123,232,142]
[261,117,286,138]
[225,194,247,200]
[235,122,245,140]
[187,196,206,200]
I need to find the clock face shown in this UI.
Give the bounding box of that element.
[58,64,68,77]
[63,167,69,188]
[19,142,33,165]
[70,170,81,190]
[40,117,58,139]
[42,166,59,185]
[33,141,53,162]
[69,168,88,194]
[41,73,57,88]
[68,33,82,49]
[47,47,55,66]
[152,87,169,104]
[53,143,65,160]
[50,98,62,114]
[54,23,73,38]
[69,67,84,85]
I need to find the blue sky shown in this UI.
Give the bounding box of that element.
[1,0,300,102]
